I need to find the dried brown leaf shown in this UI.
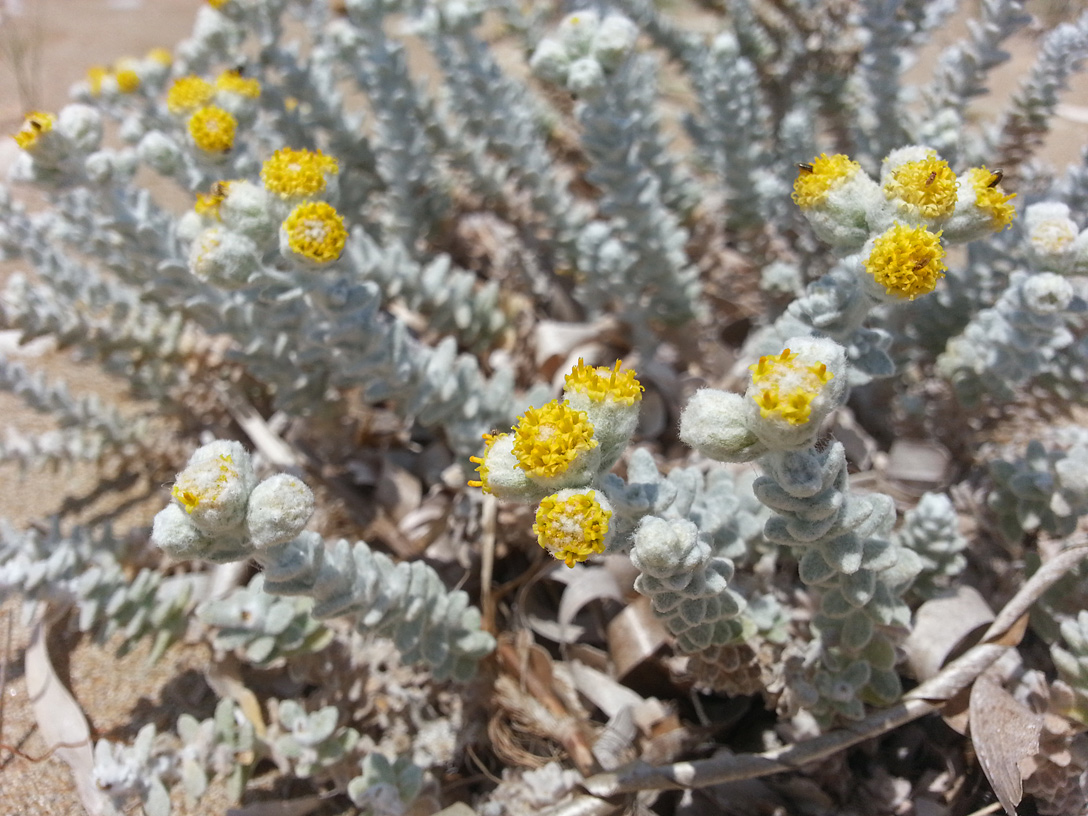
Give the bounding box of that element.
[557,567,625,646]
[376,457,423,524]
[969,672,1043,816]
[904,587,995,681]
[25,613,117,816]
[607,596,670,680]
[885,439,951,489]
[568,659,668,733]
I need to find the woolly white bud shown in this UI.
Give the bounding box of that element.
[529,37,570,84]
[556,10,600,57]
[152,502,214,559]
[189,227,261,289]
[592,14,639,71]
[1026,202,1081,272]
[83,151,115,185]
[138,131,184,176]
[246,474,315,549]
[679,388,765,463]
[1022,272,1074,315]
[221,180,277,243]
[170,440,257,533]
[57,104,103,154]
[567,57,606,96]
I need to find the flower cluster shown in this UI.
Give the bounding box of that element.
[470,359,643,567]
[680,336,848,461]
[79,47,172,100]
[793,146,1017,302]
[179,143,349,284]
[163,68,260,155]
[10,105,104,178]
[152,440,315,562]
[529,9,640,96]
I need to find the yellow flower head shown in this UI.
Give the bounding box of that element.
[262,147,339,199]
[188,106,237,153]
[792,153,860,209]
[534,489,612,568]
[468,433,499,491]
[748,348,835,426]
[281,201,347,263]
[216,69,261,99]
[883,155,958,219]
[194,180,235,220]
[207,0,230,7]
[564,359,643,405]
[964,166,1016,231]
[168,76,215,115]
[512,400,597,481]
[114,61,141,94]
[13,111,55,151]
[147,47,172,67]
[87,66,108,97]
[863,222,947,300]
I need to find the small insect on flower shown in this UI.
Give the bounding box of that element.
[13,111,55,150]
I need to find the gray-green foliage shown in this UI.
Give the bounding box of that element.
[1052,610,1088,726]
[601,447,767,564]
[894,492,968,601]
[196,573,334,665]
[936,270,1085,405]
[271,700,360,777]
[0,519,190,661]
[755,443,921,722]
[629,515,747,653]
[257,532,495,681]
[347,753,426,815]
[94,699,259,816]
[176,699,257,805]
[988,439,1088,543]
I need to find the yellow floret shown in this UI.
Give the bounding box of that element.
[13,111,55,150]
[168,76,215,115]
[468,433,499,490]
[534,490,611,568]
[792,153,860,209]
[964,166,1016,231]
[261,147,339,199]
[188,106,237,153]
[194,180,234,220]
[864,222,947,300]
[216,69,261,98]
[115,67,141,94]
[147,47,172,66]
[87,66,108,97]
[564,359,643,405]
[282,201,348,263]
[748,349,834,426]
[512,400,597,480]
[883,155,958,219]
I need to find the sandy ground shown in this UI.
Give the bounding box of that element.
[0,1,1085,814]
